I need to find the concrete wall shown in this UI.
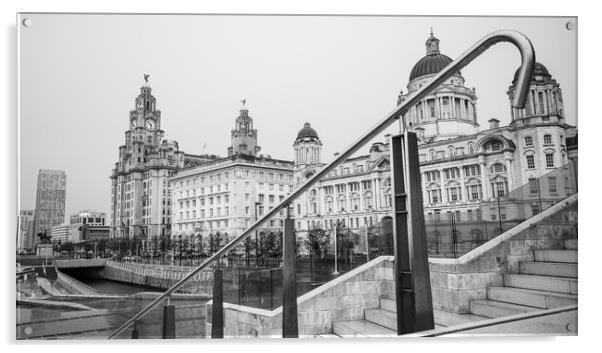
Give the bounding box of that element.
[54,268,98,295]
[206,256,395,338]
[429,195,577,313]
[100,260,213,296]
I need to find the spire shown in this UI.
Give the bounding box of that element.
[425,28,440,55]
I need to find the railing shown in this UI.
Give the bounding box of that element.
[108,29,535,339]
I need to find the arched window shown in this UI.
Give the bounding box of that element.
[430,149,437,161]
[467,143,475,155]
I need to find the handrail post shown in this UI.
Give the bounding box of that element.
[390,132,434,334]
[211,265,224,338]
[282,205,298,338]
[131,321,139,339]
[162,296,176,339]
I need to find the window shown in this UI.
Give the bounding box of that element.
[430,150,436,161]
[362,181,372,190]
[544,134,552,145]
[548,176,557,193]
[491,163,505,173]
[526,155,535,169]
[545,153,554,168]
[524,136,533,146]
[532,203,540,215]
[490,141,502,151]
[529,178,539,194]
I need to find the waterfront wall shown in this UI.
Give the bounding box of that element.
[54,267,99,295]
[207,256,395,338]
[100,260,213,296]
[428,194,577,314]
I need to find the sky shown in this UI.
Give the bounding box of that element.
[18,14,577,219]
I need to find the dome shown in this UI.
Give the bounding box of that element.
[297,122,319,139]
[512,62,551,85]
[410,53,456,81]
[409,33,461,81]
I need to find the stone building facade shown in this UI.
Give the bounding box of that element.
[109,79,216,240]
[69,210,107,242]
[169,105,295,241]
[292,33,578,237]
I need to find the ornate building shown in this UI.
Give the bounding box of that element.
[169,104,294,241]
[292,32,577,237]
[109,77,216,240]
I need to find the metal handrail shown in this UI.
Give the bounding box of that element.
[107,29,535,339]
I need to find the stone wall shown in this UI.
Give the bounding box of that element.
[429,195,577,313]
[101,260,213,296]
[206,256,395,338]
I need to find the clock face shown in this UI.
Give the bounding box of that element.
[130,120,137,129]
[145,119,157,131]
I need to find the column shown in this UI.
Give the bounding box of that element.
[459,165,466,202]
[504,157,514,191]
[439,169,448,204]
[374,178,381,209]
[450,95,455,119]
[480,163,489,200]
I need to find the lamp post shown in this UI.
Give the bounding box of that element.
[341,208,351,267]
[254,201,262,266]
[333,220,339,275]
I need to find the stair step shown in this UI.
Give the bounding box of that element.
[380,298,396,312]
[333,320,396,337]
[365,308,397,331]
[504,273,577,294]
[488,286,577,309]
[314,333,341,338]
[534,250,577,263]
[469,300,539,318]
[519,261,577,278]
[563,238,578,250]
[433,310,487,327]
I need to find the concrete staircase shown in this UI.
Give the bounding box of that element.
[328,298,488,337]
[320,238,577,338]
[470,239,577,318]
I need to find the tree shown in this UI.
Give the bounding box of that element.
[243,237,256,267]
[304,226,328,261]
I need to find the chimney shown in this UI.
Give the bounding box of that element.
[488,118,500,129]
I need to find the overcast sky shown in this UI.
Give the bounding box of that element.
[18,14,577,219]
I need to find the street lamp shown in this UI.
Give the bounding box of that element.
[254,201,262,266]
[333,220,339,275]
[341,208,351,267]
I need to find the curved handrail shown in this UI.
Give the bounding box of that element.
[107,29,535,339]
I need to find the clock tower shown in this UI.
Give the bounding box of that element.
[228,100,261,157]
[110,75,186,241]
